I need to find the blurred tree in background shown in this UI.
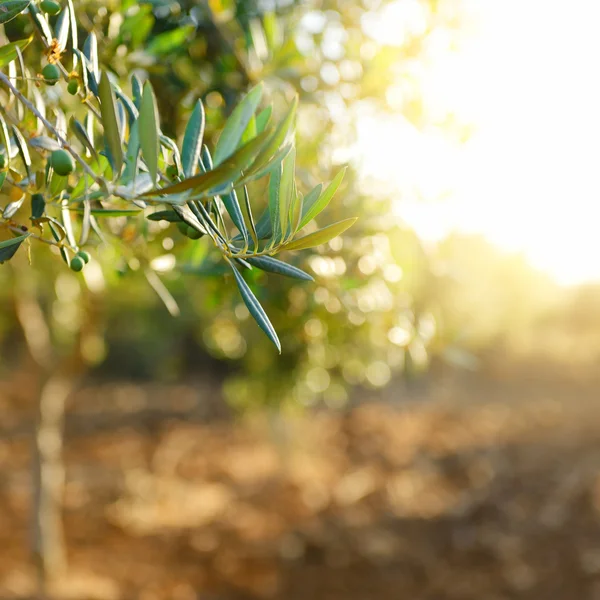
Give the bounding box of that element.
[3,0,593,595]
[0,0,472,412]
[0,0,360,588]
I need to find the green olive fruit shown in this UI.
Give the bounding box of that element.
[49,149,75,176]
[77,250,91,264]
[166,165,179,180]
[41,0,61,15]
[41,63,61,85]
[67,79,79,95]
[176,221,189,235]
[70,255,85,272]
[186,225,203,240]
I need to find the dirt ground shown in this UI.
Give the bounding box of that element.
[1,362,600,600]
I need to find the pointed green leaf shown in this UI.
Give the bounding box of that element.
[99,72,123,179]
[230,261,281,353]
[290,185,303,236]
[28,2,52,43]
[131,74,143,110]
[298,183,321,226]
[83,33,98,82]
[29,136,61,152]
[122,119,140,182]
[0,36,32,67]
[201,144,213,170]
[0,114,11,172]
[54,9,69,51]
[142,129,271,198]
[283,218,357,252]
[115,87,139,125]
[221,188,247,243]
[241,115,257,145]
[61,198,76,247]
[0,232,29,263]
[241,143,292,184]
[255,106,272,134]
[47,217,66,242]
[79,197,90,246]
[160,134,183,175]
[278,147,295,238]
[181,100,205,178]
[147,210,182,222]
[251,95,297,174]
[74,48,92,94]
[66,0,78,67]
[70,117,98,160]
[246,256,313,281]
[268,162,282,244]
[299,167,346,230]
[0,1,30,25]
[48,172,68,198]
[213,83,263,166]
[3,193,24,219]
[139,81,160,185]
[239,185,257,247]
[12,125,31,179]
[31,193,45,219]
[147,25,194,55]
[253,209,272,240]
[70,208,142,217]
[115,172,154,198]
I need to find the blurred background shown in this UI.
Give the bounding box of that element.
[2,0,600,598]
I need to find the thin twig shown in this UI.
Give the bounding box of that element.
[0,71,108,192]
[4,224,60,247]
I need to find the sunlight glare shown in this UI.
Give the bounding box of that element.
[357,0,600,285]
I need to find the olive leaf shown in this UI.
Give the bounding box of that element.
[268,161,282,244]
[0,1,31,25]
[98,72,123,178]
[181,100,205,178]
[299,167,346,230]
[142,130,271,198]
[246,256,313,281]
[278,147,295,239]
[0,232,29,263]
[0,36,32,68]
[221,187,247,243]
[283,218,357,252]
[213,83,263,166]
[139,81,160,185]
[230,260,281,353]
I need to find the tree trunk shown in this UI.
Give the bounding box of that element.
[31,373,71,590]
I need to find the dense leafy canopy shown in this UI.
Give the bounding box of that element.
[0,0,354,352]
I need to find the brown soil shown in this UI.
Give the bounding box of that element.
[1,366,600,600]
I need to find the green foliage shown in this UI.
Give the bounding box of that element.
[0,0,355,350]
[0,1,30,25]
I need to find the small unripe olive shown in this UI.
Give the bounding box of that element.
[41,63,61,85]
[70,255,85,272]
[67,79,79,95]
[49,149,75,176]
[77,250,91,264]
[186,225,203,240]
[176,221,188,235]
[41,0,61,15]
[166,165,179,180]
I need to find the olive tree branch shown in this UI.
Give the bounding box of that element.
[0,71,109,193]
